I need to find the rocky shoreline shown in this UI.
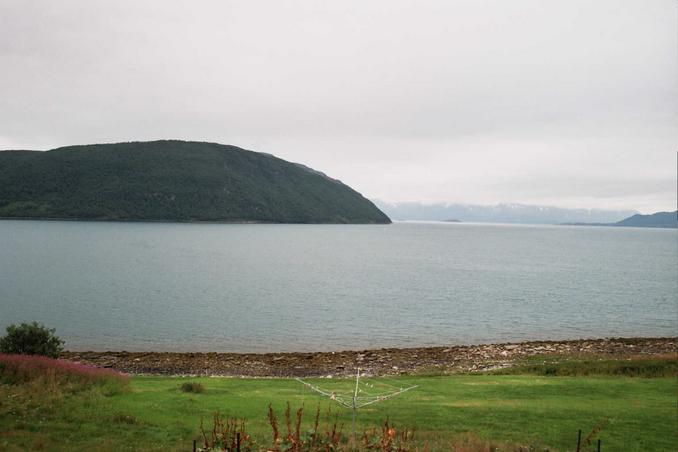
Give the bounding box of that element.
[61,337,676,377]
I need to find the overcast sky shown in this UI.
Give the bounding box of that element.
[1,0,675,213]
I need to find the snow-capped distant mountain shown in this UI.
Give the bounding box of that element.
[372,201,636,225]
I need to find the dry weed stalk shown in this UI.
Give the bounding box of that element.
[581,419,609,450]
[199,411,252,451]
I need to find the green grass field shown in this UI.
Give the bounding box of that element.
[1,363,676,451]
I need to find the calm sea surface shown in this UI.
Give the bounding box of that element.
[0,220,675,352]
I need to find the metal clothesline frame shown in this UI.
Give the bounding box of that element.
[296,369,417,443]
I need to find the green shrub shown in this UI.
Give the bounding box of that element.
[0,322,64,358]
[180,382,206,393]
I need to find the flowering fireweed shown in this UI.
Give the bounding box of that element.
[0,353,129,394]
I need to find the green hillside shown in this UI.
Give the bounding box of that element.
[0,140,390,224]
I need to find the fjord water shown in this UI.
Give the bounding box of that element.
[1,220,675,352]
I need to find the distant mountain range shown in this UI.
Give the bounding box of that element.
[373,201,637,225]
[0,140,390,224]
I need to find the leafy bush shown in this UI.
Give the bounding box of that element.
[181,382,206,393]
[0,322,64,358]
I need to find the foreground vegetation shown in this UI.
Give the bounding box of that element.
[0,354,675,451]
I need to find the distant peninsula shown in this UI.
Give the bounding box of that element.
[0,140,391,224]
[564,211,677,229]
[614,211,677,228]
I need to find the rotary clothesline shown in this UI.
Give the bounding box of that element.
[296,369,418,442]
[296,378,416,407]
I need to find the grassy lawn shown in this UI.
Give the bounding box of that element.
[1,370,675,451]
